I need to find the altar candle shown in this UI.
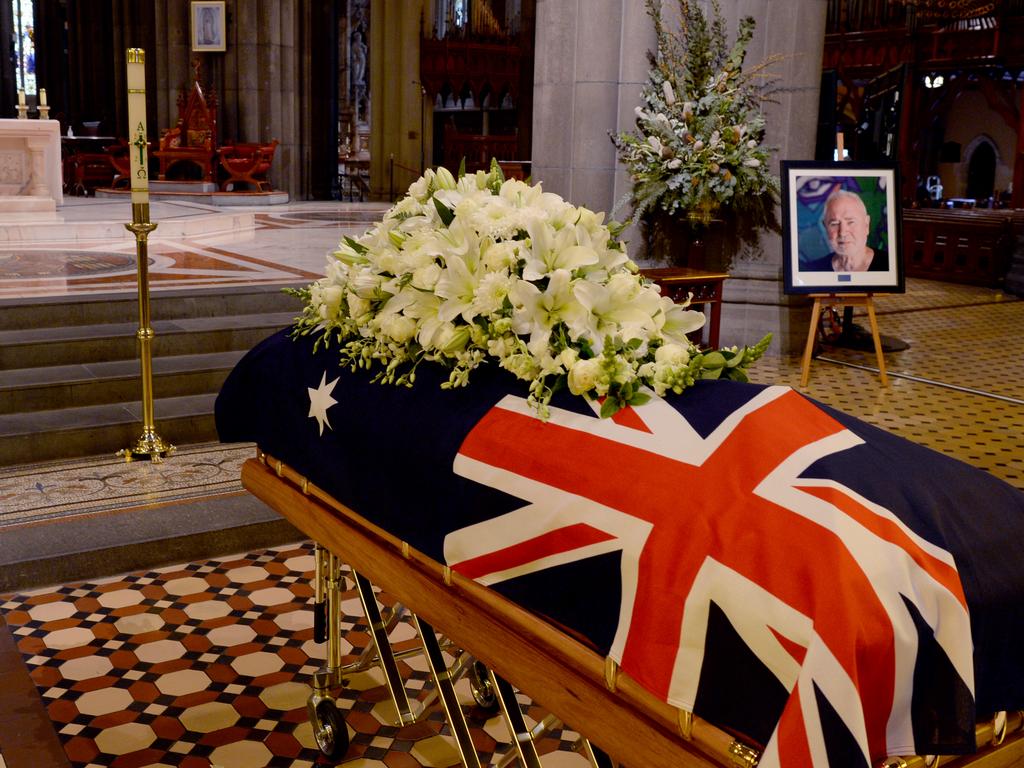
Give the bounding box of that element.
[126,48,149,204]
[40,88,47,106]
[17,89,25,106]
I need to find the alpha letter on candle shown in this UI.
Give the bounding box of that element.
[126,48,149,204]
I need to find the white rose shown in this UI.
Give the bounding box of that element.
[347,293,371,318]
[322,284,344,314]
[655,343,690,366]
[567,358,602,395]
[412,263,442,290]
[380,314,417,343]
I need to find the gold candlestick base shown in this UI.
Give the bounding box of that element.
[119,431,176,464]
[15,105,28,120]
[37,105,50,120]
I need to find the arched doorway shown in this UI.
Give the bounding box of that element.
[965,139,996,202]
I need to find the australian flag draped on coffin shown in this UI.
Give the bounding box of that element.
[216,328,1024,768]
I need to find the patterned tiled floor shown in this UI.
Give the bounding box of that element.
[0,543,592,768]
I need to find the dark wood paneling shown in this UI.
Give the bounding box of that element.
[903,208,1016,286]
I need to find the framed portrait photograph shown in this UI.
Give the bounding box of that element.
[781,161,904,294]
[191,1,226,52]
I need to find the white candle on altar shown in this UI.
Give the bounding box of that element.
[39,88,47,106]
[17,89,25,106]
[126,48,150,205]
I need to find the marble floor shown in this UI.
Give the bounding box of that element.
[1,198,1022,766]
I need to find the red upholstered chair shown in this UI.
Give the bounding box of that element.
[217,140,279,192]
[153,62,218,182]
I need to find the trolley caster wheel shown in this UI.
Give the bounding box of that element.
[469,659,498,711]
[312,699,349,760]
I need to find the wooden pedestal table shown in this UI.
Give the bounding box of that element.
[801,293,888,387]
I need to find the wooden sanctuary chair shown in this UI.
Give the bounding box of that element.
[217,139,279,192]
[153,61,218,182]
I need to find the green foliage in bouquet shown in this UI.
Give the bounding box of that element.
[289,161,770,419]
[612,0,782,239]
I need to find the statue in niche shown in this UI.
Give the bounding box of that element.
[351,31,367,87]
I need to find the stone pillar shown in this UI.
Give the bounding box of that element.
[531,0,653,217]
[713,0,828,354]
[532,0,828,354]
[369,0,426,200]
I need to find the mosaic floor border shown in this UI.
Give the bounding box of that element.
[0,443,254,529]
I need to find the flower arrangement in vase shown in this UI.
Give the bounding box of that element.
[612,0,783,264]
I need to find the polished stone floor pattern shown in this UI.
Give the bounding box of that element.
[0,542,592,768]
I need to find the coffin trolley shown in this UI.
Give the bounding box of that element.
[217,330,1024,767]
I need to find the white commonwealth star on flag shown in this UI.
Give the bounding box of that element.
[308,372,339,436]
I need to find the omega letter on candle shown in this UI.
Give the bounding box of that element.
[126,48,150,204]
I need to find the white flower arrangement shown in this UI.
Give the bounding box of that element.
[612,0,781,230]
[289,162,770,418]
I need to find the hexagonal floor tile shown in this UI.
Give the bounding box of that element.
[42,626,93,650]
[96,589,146,610]
[225,565,267,584]
[207,624,257,648]
[183,599,232,621]
[209,739,273,768]
[155,669,211,697]
[27,601,77,623]
[283,554,315,573]
[58,654,113,682]
[94,722,156,756]
[247,587,295,607]
[135,639,186,664]
[180,701,239,733]
[114,612,164,636]
[163,576,209,596]
[75,686,134,717]
[274,608,313,632]
[258,681,310,711]
[410,734,462,767]
[230,650,285,677]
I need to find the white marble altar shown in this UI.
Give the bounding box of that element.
[0,118,63,219]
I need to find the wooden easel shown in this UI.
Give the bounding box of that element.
[800,293,888,386]
[800,131,889,388]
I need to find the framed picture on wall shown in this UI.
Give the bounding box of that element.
[191,1,226,52]
[781,161,904,294]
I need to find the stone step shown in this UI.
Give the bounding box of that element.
[0,284,304,331]
[0,349,246,414]
[0,393,221,466]
[0,312,294,369]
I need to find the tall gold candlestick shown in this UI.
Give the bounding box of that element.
[119,47,174,462]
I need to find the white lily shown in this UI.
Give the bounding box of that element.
[522,220,599,280]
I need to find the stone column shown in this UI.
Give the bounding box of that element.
[714,0,828,354]
[531,0,653,217]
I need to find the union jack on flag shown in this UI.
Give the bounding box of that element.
[216,329,1024,767]
[445,387,975,766]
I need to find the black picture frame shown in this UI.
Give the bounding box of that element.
[781,160,904,295]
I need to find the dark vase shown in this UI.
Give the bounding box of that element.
[641,211,730,272]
